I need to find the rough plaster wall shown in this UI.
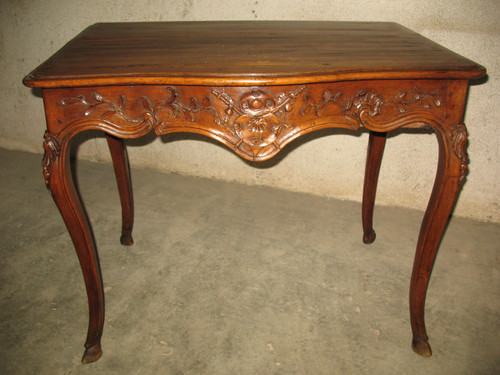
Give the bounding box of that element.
[1,0,499,222]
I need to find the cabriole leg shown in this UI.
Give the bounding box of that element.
[410,124,467,357]
[105,134,134,246]
[362,131,387,244]
[42,131,104,363]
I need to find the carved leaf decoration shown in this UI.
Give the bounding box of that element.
[94,92,104,102]
[101,110,115,118]
[302,85,447,127]
[170,104,180,118]
[182,110,192,121]
[118,95,126,111]
[59,95,88,106]
[421,98,431,109]
[450,124,468,184]
[42,131,61,191]
[84,106,97,116]
[141,97,152,112]
[301,94,312,115]
[393,90,408,112]
[164,87,177,104]
[451,124,467,159]
[153,102,163,115]
[394,91,407,100]
[202,97,211,108]
[344,98,353,112]
[414,87,430,109]
[190,97,199,110]
[432,87,446,107]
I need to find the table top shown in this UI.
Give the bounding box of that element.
[23,21,486,88]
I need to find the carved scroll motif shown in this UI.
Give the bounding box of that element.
[59,86,305,159]
[392,86,446,113]
[58,85,451,161]
[301,86,446,128]
[42,131,61,190]
[58,88,218,130]
[59,92,142,123]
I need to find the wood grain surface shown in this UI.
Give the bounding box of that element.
[24,21,486,88]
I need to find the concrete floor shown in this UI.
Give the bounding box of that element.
[0,148,499,375]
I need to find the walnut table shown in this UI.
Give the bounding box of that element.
[23,21,486,363]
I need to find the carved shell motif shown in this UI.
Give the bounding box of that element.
[57,85,449,161]
[211,87,304,152]
[58,87,305,159]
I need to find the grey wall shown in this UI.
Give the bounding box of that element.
[1,0,498,222]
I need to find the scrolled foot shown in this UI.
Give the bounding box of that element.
[120,232,134,246]
[81,343,102,364]
[363,229,376,244]
[412,337,432,357]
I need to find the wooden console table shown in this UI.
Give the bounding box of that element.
[23,21,486,363]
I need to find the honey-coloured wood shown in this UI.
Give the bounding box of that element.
[23,21,485,88]
[41,127,104,364]
[24,21,486,363]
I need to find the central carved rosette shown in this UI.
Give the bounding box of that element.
[232,90,282,148]
[55,83,449,162]
[211,87,304,153]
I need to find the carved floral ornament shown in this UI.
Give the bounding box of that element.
[58,85,446,138]
[450,124,469,184]
[42,131,60,189]
[300,86,446,128]
[43,84,470,185]
[210,87,304,150]
[58,86,305,156]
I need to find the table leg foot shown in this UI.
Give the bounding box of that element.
[412,337,432,357]
[42,132,105,364]
[106,134,134,247]
[363,229,376,244]
[82,343,102,364]
[120,231,134,246]
[362,131,386,245]
[408,120,468,359]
